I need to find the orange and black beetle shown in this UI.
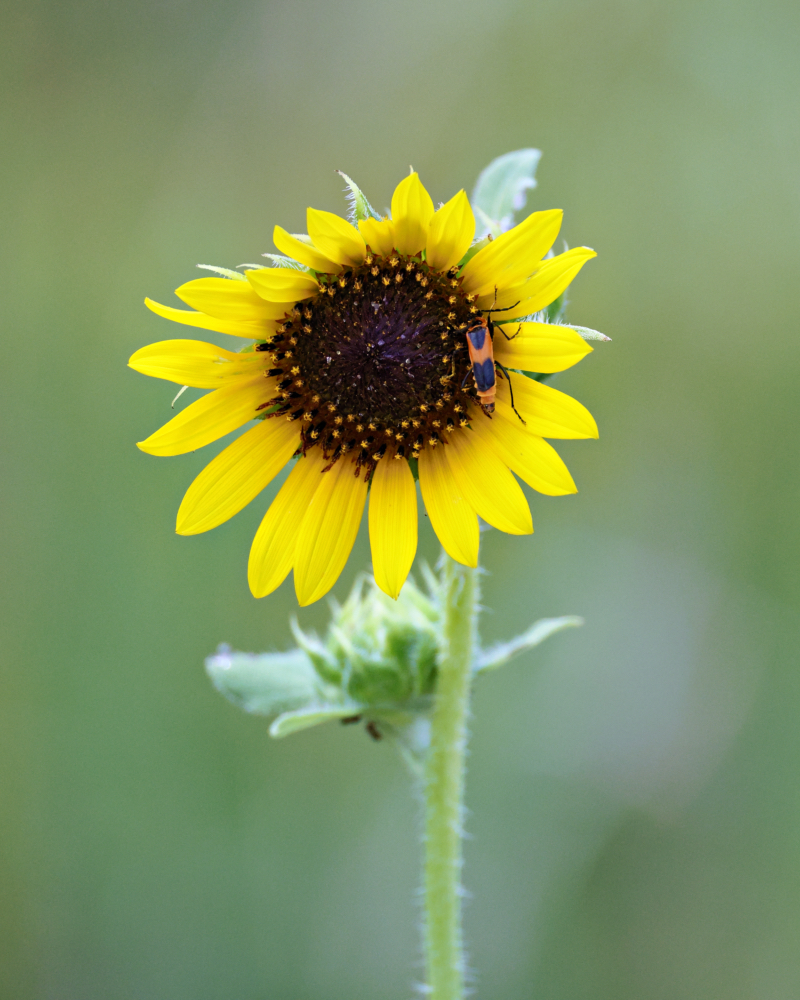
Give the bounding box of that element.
[462,300,526,423]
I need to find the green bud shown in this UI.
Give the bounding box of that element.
[302,574,440,707]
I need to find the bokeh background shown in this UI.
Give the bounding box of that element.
[2,0,799,996]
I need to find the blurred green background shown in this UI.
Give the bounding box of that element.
[2,0,799,996]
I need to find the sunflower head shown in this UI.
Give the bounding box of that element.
[130,157,601,606]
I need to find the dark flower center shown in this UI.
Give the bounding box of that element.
[258,253,483,476]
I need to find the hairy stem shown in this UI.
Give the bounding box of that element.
[422,556,478,1000]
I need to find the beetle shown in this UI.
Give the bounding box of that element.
[462,296,526,423]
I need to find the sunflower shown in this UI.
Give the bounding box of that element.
[130,172,598,606]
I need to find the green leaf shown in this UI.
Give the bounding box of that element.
[205,645,320,717]
[336,170,381,223]
[471,148,541,233]
[473,206,504,241]
[269,705,364,739]
[474,616,583,674]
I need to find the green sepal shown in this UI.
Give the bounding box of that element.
[289,617,342,685]
[573,325,612,342]
[474,616,583,674]
[337,170,381,223]
[196,264,247,281]
[457,235,491,271]
[471,148,541,234]
[261,253,309,272]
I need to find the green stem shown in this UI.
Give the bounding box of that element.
[422,556,478,1000]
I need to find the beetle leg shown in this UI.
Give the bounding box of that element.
[461,368,473,389]
[485,299,521,315]
[496,323,522,342]
[494,361,526,425]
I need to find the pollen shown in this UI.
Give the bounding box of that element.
[261,247,478,472]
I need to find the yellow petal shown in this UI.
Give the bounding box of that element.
[273,225,342,274]
[176,418,300,535]
[358,217,396,257]
[496,373,598,439]
[369,455,418,600]
[391,173,435,256]
[136,373,272,457]
[418,444,478,567]
[471,411,576,496]
[175,277,290,322]
[245,267,320,304]
[128,339,267,387]
[460,209,563,295]
[493,322,592,373]
[425,190,475,272]
[293,459,369,606]
[444,428,532,535]
[248,451,327,599]
[145,297,276,339]
[499,247,597,318]
[307,208,366,266]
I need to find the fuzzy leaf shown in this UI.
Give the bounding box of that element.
[205,645,320,717]
[337,170,381,223]
[472,148,542,234]
[270,705,364,739]
[474,616,583,674]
